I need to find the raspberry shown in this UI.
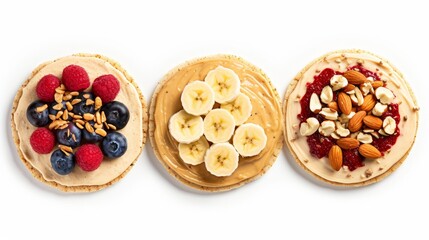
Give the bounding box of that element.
[36,74,60,102]
[92,74,120,103]
[62,65,90,91]
[75,144,103,171]
[30,128,55,154]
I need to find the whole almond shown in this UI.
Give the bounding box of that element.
[363,115,383,130]
[348,111,366,132]
[371,81,384,89]
[337,138,360,150]
[343,70,367,85]
[338,92,352,115]
[360,94,376,112]
[343,84,355,92]
[359,144,382,158]
[329,145,343,171]
[328,102,338,112]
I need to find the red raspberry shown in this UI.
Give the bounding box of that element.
[92,74,120,103]
[30,128,55,154]
[36,74,60,102]
[75,144,103,171]
[62,65,90,91]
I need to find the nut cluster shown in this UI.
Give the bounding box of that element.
[300,69,398,171]
[36,84,116,155]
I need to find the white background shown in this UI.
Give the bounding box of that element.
[1,0,428,239]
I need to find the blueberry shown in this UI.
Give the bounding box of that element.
[101,101,129,130]
[72,92,95,116]
[27,100,50,127]
[56,123,82,148]
[102,132,127,158]
[50,149,75,175]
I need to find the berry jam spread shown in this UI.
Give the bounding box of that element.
[299,67,400,171]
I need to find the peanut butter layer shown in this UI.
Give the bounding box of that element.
[284,50,419,185]
[150,55,283,190]
[13,55,145,188]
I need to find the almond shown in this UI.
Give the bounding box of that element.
[343,84,355,93]
[329,145,343,171]
[363,115,383,130]
[337,138,360,150]
[348,111,366,132]
[371,81,384,89]
[338,92,352,115]
[343,70,367,85]
[360,94,376,112]
[359,144,382,158]
[328,102,338,112]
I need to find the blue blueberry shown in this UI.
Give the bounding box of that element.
[82,122,103,143]
[56,123,82,148]
[102,132,127,158]
[101,101,129,130]
[50,149,75,175]
[27,100,50,127]
[72,92,95,116]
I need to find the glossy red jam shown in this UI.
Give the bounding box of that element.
[298,66,400,171]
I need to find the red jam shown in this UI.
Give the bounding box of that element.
[298,66,400,171]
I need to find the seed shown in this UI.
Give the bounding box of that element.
[67,129,70,137]
[71,99,82,105]
[95,97,102,110]
[68,112,74,117]
[86,99,95,105]
[49,121,60,129]
[66,102,73,111]
[63,94,72,101]
[55,93,63,103]
[95,128,107,137]
[62,110,69,120]
[76,122,84,129]
[83,94,91,99]
[49,114,56,121]
[72,133,77,142]
[85,122,94,133]
[36,104,48,113]
[73,114,82,119]
[94,123,103,129]
[96,112,101,124]
[101,111,106,123]
[60,149,70,156]
[53,103,63,110]
[55,111,63,119]
[59,84,66,90]
[70,91,79,96]
[59,144,73,153]
[104,122,110,129]
[57,123,68,130]
[83,113,94,121]
[55,88,65,94]
[74,119,85,125]
[108,124,117,130]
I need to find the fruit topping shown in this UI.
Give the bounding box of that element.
[62,65,90,91]
[178,137,209,165]
[72,92,96,115]
[204,66,240,104]
[36,74,61,102]
[30,128,55,154]
[181,81,215,116]
[101,101,129,130]
[75,144,103,172]
[102,132,127,158]
[92,74,120,103]
[27,100,50,127]
[169,110,204,144]
[204,143,239,177]
[233,123,267,157]
[55,123,82,148]
[203,109,235,143]
[50,149,75,175]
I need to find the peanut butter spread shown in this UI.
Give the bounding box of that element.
[13,55,144,186]
[151,56,283,189]
[285,50,419,184]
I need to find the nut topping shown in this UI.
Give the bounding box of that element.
[330,75,348,91]
[383,116,396,135]
[299,117,320,136]
[318,120,335,137]
[375,87,394,104]
[319,108,338,120]
[320,86,333,104]
[372,102,388,116]
[357,132,373,144]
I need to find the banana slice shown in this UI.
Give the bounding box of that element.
[233,123,267,157]
[220,93,252,125]
[203,109,235,143]
[168,110,204,144]
[178,137,210,165]
[204,66,240,104]
[181,81,215,116]
[204,142,239,177]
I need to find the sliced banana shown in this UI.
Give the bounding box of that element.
[168,110,204,144]
[178,137,210,165]
[204,142,239,177]
[233,123,267,157]
[203,109,236,143]
[181,81,215,116]
[204,66,240,104]
[220,93,252,125]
